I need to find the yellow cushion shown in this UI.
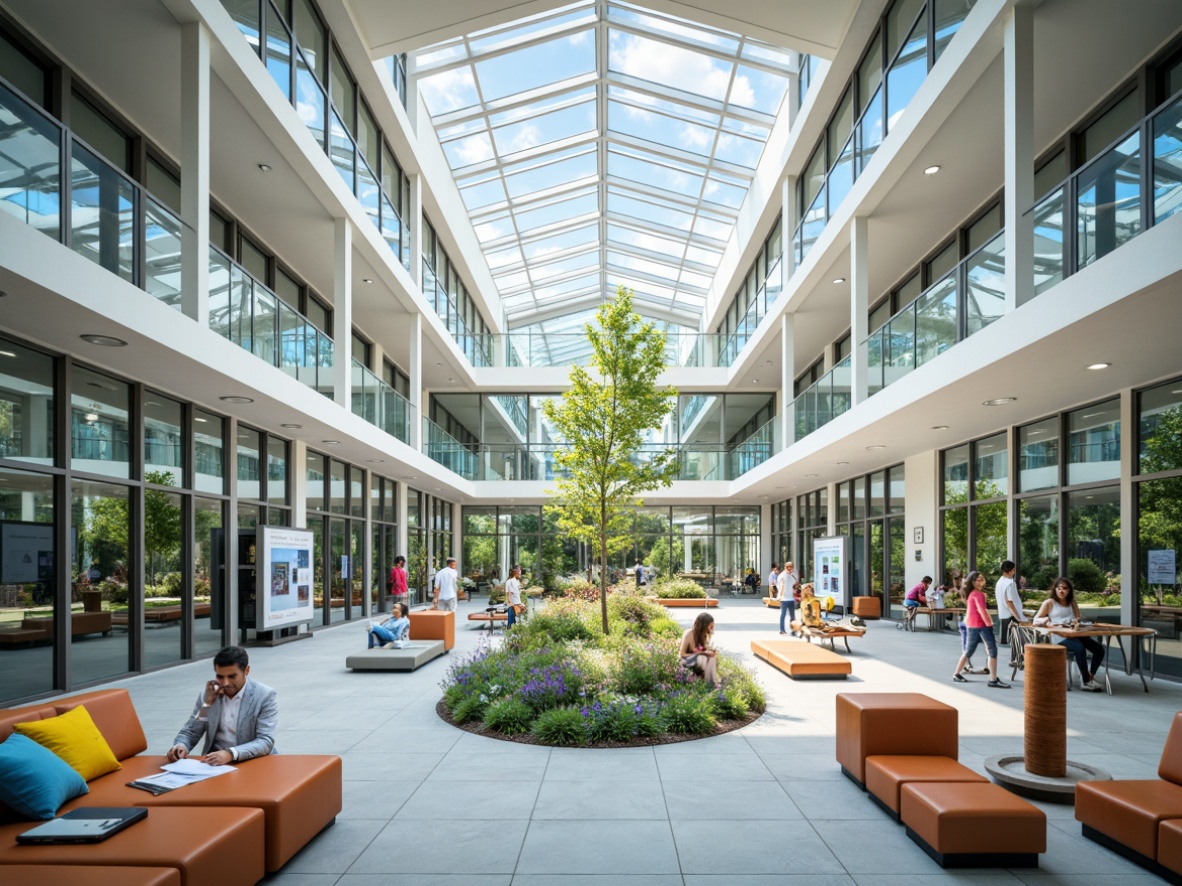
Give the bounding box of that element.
[14,704,122,781]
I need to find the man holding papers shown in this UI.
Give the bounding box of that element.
[166,646,278,765]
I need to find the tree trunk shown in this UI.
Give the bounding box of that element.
[600,526,610,634]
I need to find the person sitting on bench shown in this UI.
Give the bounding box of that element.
[367,602,410,648]
[903,576,932,626]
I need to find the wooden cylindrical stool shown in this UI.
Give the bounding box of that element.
[1024,643,1067,777]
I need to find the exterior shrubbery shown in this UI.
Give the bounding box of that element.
[652,578,707,599]
[440,596,764,746]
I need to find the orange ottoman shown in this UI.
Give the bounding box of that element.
[852,596,881,618]
[835,693,959,786]
[0,806,265,886]
[408,609,455,650]
[0,866,179,886]
[865,755,988,818]
[1158,818,1182,876]
[1076,779,1182,861]
[901,781,1045,868]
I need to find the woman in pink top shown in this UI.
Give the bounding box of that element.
[951,571,1010,688]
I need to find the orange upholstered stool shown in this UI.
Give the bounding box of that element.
[852,596,881,618]
[1076,779,1182,861]
[864,755,988,817]
[1157,819,1182,876]
[835,693,958,786]
[407,609,455,649]
[0,866,179,886]
[900,781,1046,868]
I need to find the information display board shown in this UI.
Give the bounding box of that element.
[259,526,315,631]
[811,535,847,612]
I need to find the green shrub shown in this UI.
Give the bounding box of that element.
[649,617,683,639]
[660,693,717,734]
[102,581,129,606]
[608,594,657,630]
[613,641,681,695]
[1068,558,1107,595]
[654,579,707,599]
[483,697,534,734]
[160,572,183,595]
[531,707,586,745]
[741,680,767,714]
[710,685,749,720]
[450,695,487,724]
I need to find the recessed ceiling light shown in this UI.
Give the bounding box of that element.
[931,425,948,430]
[0,350,16,358]
[836,461,849,465]
[362,278,373,284]
[258,163,272,172]
[865,444,886,451]
[406,476,419,480]
[751,379,759,383]
[280,423,302,429]
[983,397,1016,406]
[1085,362,1110,370]
[366,458,385,463]
[764,359,772,364]
[759,494,768,499]
[195,417,208,423]
[832,276,846,284]
[80,334,127,347]
[220,395,254,404]
[924,165,941,175]
[448,378,454,382]
[435,362,443,367]
[804,473,818,477]
[322,440,340,445]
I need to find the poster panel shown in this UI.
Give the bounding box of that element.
[1,521,54,584]
[260,526,315,631]
[811,535,848,611]
[1148,549,1177,586]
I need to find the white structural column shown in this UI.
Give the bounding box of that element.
[780,313,795,446]
[408,311,423,448]
[291,439,308,529]
[332,218,353,409]
[180,22,210,325]
[782,175,797,281]
[1004,4,1035,311]
[1120,388,1136,630]
[850,216,869,405]
[408,173,423,290]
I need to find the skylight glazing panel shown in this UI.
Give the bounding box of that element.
[702,177,746,208]
[608,4,740,54]
[474,33,595,103]
[713,132,764,168]
[607,150,704,195]
[522,225,598,260]
[415,41,468,71]
[442,132,494,169]
[531,253,598,281]
[468,5,595,55]
[608,102,716,158]
[514,193,597,232]
[492,102,596,158]
[460,179,507,210]
[685,243,723,266]
[485,245,523,270]
[607,191,696,230]
[608,251,680,281]
[418,66,480,114]
[474,218,511,243]
[692,214,733,241]
[534,273,600,300]
[504,153,596,199]
[606,224,686,260]
[607,30,733,101]
[494,270,531,291]
[608,85,720,126]
[730,65,790,115]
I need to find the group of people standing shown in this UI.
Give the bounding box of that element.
[937,560,1104,692]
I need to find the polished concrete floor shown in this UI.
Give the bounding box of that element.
[73,597,1182,885]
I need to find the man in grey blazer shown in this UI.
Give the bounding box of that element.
[166,645,278,765]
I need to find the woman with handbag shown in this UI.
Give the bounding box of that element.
[505,564,524,627]
[679,612,719,688]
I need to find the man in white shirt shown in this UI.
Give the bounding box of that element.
[167,646,277,765]
[433,556,460,611]
[777,561,798,634]
[767,563,780,598]
[505,564,523,627]
[995,560,1027,644]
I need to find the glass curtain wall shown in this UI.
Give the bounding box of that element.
[1137,377,1182,676]
[796,488,828,582]
[305,452,364,624]
[837,465,906,617]
[939,434,1009,596]
[370,475,397,613]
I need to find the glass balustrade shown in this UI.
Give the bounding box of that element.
[792,356,852,439]
[0,81,62,239]
[208,246,334,395]
[351,359,412,443]
[726,419,776,479]
[483,332,730,368]
[423,417,479,479]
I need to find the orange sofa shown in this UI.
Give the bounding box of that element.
[1076,710,1182,881]
[0,688,341,883]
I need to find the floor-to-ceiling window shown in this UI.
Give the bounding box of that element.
[837,465,906,617]
[796,488,828,582]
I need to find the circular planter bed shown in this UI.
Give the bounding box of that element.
[438,593,764,747]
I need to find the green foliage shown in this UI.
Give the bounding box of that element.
[606,594,664,632]
[660,693,717,734]
[543,287,679,633]
[531,707,586,746]
[482,697,534,735]
[449,695,487,724]
[711,685,749,720]
[613,641,682,695]
[1068,557,1107,595]
[159,572,183,595]
[654,579,707,599]
[649,617,683,639]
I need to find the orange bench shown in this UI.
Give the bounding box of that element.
[750,639,850,679]
[902,781,1045,867]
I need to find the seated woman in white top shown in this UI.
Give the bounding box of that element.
[1033,577,1104,691]
[367,602,410,648]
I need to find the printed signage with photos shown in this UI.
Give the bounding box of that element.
[260,526,315,631]
[811,535,847,611]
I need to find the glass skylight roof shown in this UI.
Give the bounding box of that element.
[415,0,797,329]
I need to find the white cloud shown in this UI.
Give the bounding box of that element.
[611,33,732,102]
[498,123,543,155]
[729,74,755,108]
[452,134,495,166]
[419,67,478,114]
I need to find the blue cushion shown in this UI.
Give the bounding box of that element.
[0,733,89,820]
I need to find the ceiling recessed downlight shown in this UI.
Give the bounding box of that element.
[280,423,302,429]
[804,473,817,477]
[220,395,254,404]
[832,276,846,284]
[836,461,849,465]
[362,278,373,284]
[865,444,886,451]
[258,163,272,172]
[322,440,340,445]
[366,458,385,463]
[0,350,16,358]
[931,425,949,430]
[924,165,941,175]
[983,397,1016,406]
[1086,362,1111,370]
[80,334,127,347]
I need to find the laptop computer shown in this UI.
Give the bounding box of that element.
[17,807,148,844]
